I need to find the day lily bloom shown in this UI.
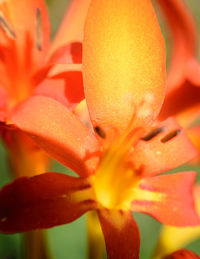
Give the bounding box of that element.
[154,183,200,259]
[0,0,199,258]
[157,0,200,155]
[163,249,200,259]
[0,0,89,177]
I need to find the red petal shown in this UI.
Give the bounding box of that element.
[0,173,96,233]
[34,65,84,109]
[31,64,53,86]
[11,96,100,177]
[164,249,200,259]
[131,171,200,226]
[133,118,198,177]
[83,0,166,132]
[159,82,200,122]
[98,209,140,259]
[50,0,90,54]
[157,0,198,91]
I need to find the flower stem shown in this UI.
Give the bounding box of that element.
[23,230,52,259]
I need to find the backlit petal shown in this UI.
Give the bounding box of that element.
[98,209,140,259]
[83,0,166,131]
[0,173,96,233]
[157,0,198,91]
[154,184,200,259]
[131,171,199,226]
[133,118,198,177]
[11,96,100,177]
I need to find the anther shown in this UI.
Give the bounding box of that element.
[94,126,106,139]
[141,126,165,141]
[36,8,42,51]
[0,11,16,39]
[161,129,181,143]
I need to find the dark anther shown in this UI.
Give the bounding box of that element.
[141,126,165,141]
[36,8,42,51]
[0,11,16,39]
[94,126,106,139]
[161,129,181,143]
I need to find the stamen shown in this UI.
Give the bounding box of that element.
[0,10,16,39]
[161,129,182,143]
[94,126,106,139]
[36,8,42,51]
[141,126,165,141]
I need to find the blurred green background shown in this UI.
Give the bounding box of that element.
[0,0,200,258]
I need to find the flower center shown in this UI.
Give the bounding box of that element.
[93,125,144,210]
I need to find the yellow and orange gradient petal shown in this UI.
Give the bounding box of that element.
[83,0,166,132]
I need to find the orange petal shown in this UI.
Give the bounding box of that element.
[159,81,200,122]
[187,125,200,163]
[98,209,140,259]
[0,0,50,59]
[49,42,82,65]
[50,0,91,54]
[157,0,198,92]
[133,118,198,177]
[185,59,200,86]
[34,64,84,109]
[131,171,200,226]
[34,78,74,110]
[0,86,7,122]
[11,96,100,177]
[0,173,96,233]
[48,65,84,105]
[164,249,200,259]
[83,0,166,131]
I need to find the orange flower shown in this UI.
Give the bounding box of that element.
[0,0,89,177]
[154,183,200,259]
[0,0,199,258]
[156,0,200,161]
[0,0,87,117]
[157,0,200,126]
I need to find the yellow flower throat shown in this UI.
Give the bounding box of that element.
[92,126,143,210]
